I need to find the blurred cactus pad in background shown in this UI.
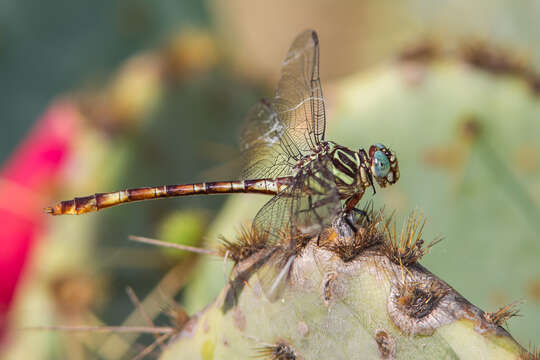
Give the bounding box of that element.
[0,1,539,360]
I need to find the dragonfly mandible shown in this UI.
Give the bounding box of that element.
[47,30,399,282]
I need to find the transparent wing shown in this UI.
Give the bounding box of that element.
[273,29,326,150]
[240,100,297,179]
[240,30,326,179]
[251,189,295,245]
[253,156,341,301]
[256,250,296,302]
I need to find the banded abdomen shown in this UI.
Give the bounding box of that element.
[46,178,292,215]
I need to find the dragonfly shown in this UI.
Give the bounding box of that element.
[47,30,399,298]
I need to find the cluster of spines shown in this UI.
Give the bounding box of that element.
[394,279,449,320]
[321,207,384,262]
[254,341,297,360]
[218,226,269,263]
[484,301,521,327]
[380,209,442,266]
[318,207,440,267]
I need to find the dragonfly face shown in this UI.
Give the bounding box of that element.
[368,144,399,188]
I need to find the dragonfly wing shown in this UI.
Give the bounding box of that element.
[252,157,342,301]
[240,100,296,179]
[273,30,326,151]
[252,189,294,245]
[250,193,295,302]
[256,250,296,302]
[240,30,326,179]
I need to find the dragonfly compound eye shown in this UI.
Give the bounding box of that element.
[372,150,390,178]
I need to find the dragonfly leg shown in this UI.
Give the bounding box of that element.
[344,190,364,211]
[343,191,369,232]
[351,207,371,222]
[297,195,335,216]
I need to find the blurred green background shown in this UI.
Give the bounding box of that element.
[0,1,539,359]
[0,0,207,164]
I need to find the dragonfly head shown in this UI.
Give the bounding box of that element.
[368,143,399,188]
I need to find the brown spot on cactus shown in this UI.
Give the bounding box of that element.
[232,308,246,331]
[459,115,483,143]
[461,41,526,76]
[321,272,338,305]
[387,273,452,335]
[459,41,540,96]
[397,280,447,318]
[396,40,440,86]
[397,40,439,64]
[375,330,395,359]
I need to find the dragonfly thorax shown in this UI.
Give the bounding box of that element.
[328,144,368,196]
[326,142,400,201]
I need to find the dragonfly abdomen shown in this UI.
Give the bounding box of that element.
[46,178,293,215]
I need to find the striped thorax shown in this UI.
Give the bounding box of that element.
[326,141,399,201]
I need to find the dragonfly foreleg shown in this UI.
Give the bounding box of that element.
[344,189,365,211]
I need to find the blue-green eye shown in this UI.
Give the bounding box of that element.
[372,150,390,178]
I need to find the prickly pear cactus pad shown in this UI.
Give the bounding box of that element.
[184,48,540,347]
[161,211,533,360]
